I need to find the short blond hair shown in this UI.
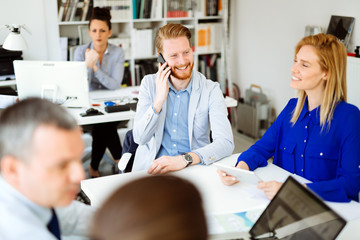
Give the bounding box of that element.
[291,33,347,129]
[155,23,192,53]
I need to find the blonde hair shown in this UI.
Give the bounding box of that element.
[155,23,192,53]
[291,33,347,129]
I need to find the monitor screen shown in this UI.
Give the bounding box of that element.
[249,176,346,240]
[14,60,89,108]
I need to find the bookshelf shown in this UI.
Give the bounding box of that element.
[56,0,231,95]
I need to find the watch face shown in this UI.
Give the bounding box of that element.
[184,153,192,162]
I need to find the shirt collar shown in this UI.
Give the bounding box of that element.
[298,97,321,125]
[168,77,193,94]
[89,42,110,54]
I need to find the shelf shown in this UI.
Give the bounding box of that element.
[196,51,222,55]
[133,18,164,23]
[196,16,223,20]
[56,0,230,93]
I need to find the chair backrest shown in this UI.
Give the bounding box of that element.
[78,25,92,45]
[69,45,78,61]
[119,129,138,173]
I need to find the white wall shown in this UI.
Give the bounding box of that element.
[0,0,61,60]
[230,0,360,115]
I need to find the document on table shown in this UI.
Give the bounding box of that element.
[207,208,264,238]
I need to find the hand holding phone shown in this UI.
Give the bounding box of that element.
[153,53,171,113]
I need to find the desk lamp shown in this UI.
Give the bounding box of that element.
[2,24,30,51]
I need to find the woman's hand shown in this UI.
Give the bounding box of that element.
[257,181,282,200]
[153,62,171,113]
[217,169,239,185]
[217,161,250,186]
[85,49,99,70]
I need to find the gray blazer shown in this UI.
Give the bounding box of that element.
[132,71,234,171]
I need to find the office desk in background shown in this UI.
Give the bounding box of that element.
[68,86,139,125]
[81,153,360,239]
[69,86,238,126]
[0,79,16,87]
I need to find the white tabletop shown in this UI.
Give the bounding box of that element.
[81,153,360,239]
[0,79,16,87]
[68,86,139,125]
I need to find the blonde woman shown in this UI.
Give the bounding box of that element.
[219,33,360,202]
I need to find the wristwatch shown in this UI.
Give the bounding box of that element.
[182,153,193,167]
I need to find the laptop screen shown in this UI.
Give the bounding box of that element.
[249,176,346,240]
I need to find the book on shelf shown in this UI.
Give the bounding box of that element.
[198,54,221,83]
[81,0,91,21]
[58,0,84,22]
[93,0,131,20]
[197,23,223,53]
[121,61,132,86]
[150,0,162,19]
[134,60,157,85]
[143,0,153,19]
[58,0,67,22]
[132,28,154,58]
[196,0,221,17]
[166,0,192,18]
[108,34,131,59]
[133,0,162,19]
[138,0,145,18]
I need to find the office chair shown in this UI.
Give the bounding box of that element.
[117,129,138,173]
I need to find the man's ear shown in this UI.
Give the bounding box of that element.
[0,156,20,184]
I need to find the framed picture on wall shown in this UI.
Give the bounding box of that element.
[326,15,355,48]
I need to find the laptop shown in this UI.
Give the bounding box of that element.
[249,176,346,239]
[210,176,346,240]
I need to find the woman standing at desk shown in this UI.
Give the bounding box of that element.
[219,33,360,202]
[74,7,125,177]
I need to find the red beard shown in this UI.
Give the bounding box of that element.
[171,61,194,80]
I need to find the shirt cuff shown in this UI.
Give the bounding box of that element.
[193,151,205,165]
[152,105,161,115]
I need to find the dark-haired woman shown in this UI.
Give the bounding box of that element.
[74,7,125,177]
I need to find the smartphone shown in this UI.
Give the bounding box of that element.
[157,53,166,65]
[157,53,171,77]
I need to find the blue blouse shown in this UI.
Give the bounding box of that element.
[237,98,360,202]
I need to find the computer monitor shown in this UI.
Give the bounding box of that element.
[249,176,346,240]
[13,60,90,108]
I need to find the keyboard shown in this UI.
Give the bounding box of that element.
[104,102,137,113]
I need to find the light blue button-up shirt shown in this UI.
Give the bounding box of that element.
[0,176,94,239]
[74,42,125,90]
[157,80,192,158]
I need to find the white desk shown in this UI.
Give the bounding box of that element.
[68,87,139,125]
[69,86,238,125]
[81,154,360,239]
[0,79,16,87]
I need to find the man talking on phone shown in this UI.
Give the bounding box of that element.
[132,23,234,174]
